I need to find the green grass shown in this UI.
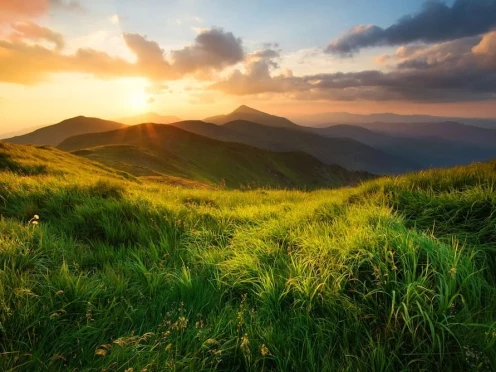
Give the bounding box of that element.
[0,143,495,371]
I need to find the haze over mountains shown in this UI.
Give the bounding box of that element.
[2,105,496,185]
[292,112,496,129]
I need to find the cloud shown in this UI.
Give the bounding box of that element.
[326,0,496,56]
[9,21,64,50]
[0,0,48,24]
[49,0,83,12]
[171,28,244,76]
[0,25,247,85]
[145,83,169,94]
[123,33,176,80]
[210,47,297,95]
[0,38,135,84]
[109,14,119,25]
[147,97,155,104]
[212,32,496,103]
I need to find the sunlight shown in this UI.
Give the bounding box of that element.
[129,91,149,113]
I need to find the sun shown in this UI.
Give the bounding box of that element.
[129,92,149,112]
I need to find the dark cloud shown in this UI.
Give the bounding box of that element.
[171,28,244,75]
[212,32,496,103]
[326,0,496,56]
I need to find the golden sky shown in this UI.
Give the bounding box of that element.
[1,0,496,132]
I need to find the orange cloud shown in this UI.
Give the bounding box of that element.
[9,21,64,50]
[0,27,247,84]
[0,0,48,24]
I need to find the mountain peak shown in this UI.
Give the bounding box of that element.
[232,105,265,115]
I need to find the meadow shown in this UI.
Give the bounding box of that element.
[0,143,495,371]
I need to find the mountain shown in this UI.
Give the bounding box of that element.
[2,116,126,147]
[291,111,496,129]
[170,120,418,175]
[349,121,496,149]
[58,123,373,188]
[119,112,181,125]
[0,124,45,140]
[205,105,302,130]
[313,125,496,168]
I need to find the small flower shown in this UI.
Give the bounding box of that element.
[449,267,457,278]
[240,334,250,353]
[260,344,270,356]
[31,221,38,226]
[33,215,39,220]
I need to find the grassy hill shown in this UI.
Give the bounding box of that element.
[58,123,372,189]
[0,142,495,370]
[314,124,496,168]
[173,119,418,175]
[205,105,302,130]
[2,116,126,146]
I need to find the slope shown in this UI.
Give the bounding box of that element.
[58,123,373,188]
[2,116,126,146]
[172,120,418,175]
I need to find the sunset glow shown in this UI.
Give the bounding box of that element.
[1,0,496,132]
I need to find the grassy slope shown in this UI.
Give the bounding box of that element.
[59,124,372,189]
[0,143,495,371]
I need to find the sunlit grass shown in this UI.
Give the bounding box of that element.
[0,143,495,371]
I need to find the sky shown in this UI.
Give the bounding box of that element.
[1,0,496,131]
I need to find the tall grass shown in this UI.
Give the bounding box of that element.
[0,143,495,371]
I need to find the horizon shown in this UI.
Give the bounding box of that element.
[1,0,496,131]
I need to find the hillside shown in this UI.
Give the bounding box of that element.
[172,120,418,174]
[58,123,373,188]
[2,116,126,146]
[314,124,496,168]
[205,105,303,130]
[119,112,181,125]
[0,142,495,371]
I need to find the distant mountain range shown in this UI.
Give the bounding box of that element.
[58,123,373,188]
[3,105,496,182]
[2,116,125,146]
[291,112,496,129]
[173,119,417,174]
[119,112,181,125]
[312,125,496,168]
